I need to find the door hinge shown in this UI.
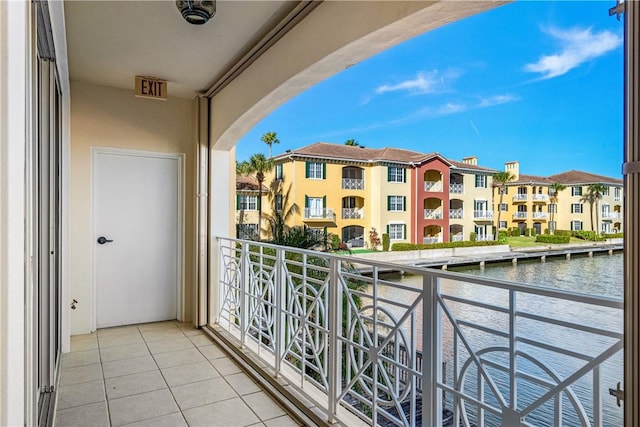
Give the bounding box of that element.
[609,1,625,20]
[609,382,624,407]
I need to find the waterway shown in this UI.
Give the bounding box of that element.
[367,252,623,426]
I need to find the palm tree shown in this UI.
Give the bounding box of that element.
[581,191,597,232]
[237,153,274,239]
[492,171,515,240]
[261,131,280,158]
[262,179,299,242]
[588,183,607,235]
[345,139,359,146]
[548,182,567,234]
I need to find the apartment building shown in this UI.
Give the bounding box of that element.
[496,162,624,234]
[244,142,497,245]
[235,176,267,239]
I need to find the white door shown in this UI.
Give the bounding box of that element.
[94,150,181,328]
[309,197,323,218]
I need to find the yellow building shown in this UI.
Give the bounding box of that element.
[496,162,624,235]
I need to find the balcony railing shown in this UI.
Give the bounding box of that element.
[424,209,443,219]
[532,212,548,219]
[513,212,528,219]
[342,207,364,219]
[423,237,440,244]
[602,212,622,219]
[450,183,464,194]
[513,194,528,202]
[216,238,622,427]
[424,181,442,192]
[475,233,494,241]
[532,194,549,202]
[449,208,464,219]
[342,178,364,190]
[303,208,335,220]
[474,210,493,219]
[451,234,464,242]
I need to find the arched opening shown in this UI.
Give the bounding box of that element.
[342,196,365,219]
[424,197,443,219]
[342,225,365,247]
[342,166,365,190]
[450,199,464,219]
[450,224,463,242]
[423,170,443,192]
[423,225,442,244]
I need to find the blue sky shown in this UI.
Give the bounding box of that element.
[236,1,624,178]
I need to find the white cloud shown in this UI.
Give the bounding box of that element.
[477,94,520,108]
[374,68,463,95]
[524,26,622,79]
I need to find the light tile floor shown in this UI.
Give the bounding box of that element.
[55,321,301,427]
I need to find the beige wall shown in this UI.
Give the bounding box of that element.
[70,81,196,334]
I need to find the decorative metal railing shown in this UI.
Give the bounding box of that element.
[343,178,365,190]
[424,209,443,219]
[303,208,335,220]
[451,234,464,242]
[450,183,464,194]
[450,209,464,219]
[343,208,364,219]
[425,181,443,192]
[215,238,623,427]
[513,212,528,219]
[423,237,440,244]
[532,212,548,219]
[474,210,494,220]
[513,194,528,202]
[533,194,549,202]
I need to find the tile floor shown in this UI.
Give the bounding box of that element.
[55,321,301,427]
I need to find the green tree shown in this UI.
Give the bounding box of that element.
[345,139,359,146]
[492,171,515,240]
[587,183,607,235]
[261,131,280,158]
[237,153,274,239]
[581,190,597,232]
[262,179,299,243]
[548,182,567,234]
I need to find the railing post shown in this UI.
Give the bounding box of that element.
[274,248,286,377]
[328,257,342,423]
[509,290,517,412]
[240,241,250,346]
[422,273,442,427]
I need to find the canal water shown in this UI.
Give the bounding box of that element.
[367,252,623,426]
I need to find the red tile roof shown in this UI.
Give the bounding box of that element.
[548,170,623,185]
[274,142,431,164]
[236,175,266,191]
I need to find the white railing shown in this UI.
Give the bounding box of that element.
[533,194,549,202]
[304,208,335,220]
[532,212,548,219]
[342,178,364,190]
[450,183,464,194]
[423,237,440,244]
[474,210,494,219]
[424,209,443,219]
[451,234,464,242]
[475,233,494,241]
[424,181,443,192]
[342,207,364,219]
[513,212,528,219]
[216,238,623,427]
[513,194,528,202]
[602,212,621,219]
[449,209,464,219]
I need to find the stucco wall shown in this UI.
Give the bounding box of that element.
[69,81,196,334]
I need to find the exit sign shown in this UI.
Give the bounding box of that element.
[135,76,167,100]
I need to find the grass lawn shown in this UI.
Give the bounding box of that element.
[505,236,598,248]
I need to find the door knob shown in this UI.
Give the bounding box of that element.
[97,236,114,244]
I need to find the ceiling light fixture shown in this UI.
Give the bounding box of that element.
[176,0,216,25]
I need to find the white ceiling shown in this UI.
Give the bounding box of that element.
[64,1,298,98]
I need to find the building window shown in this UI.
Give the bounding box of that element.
[387,195,406,211]
[498,203,508,211]
[388,223,405,240]
[499,221,507,229]
[615,187,621,201]
[602,186,610,196]
[571,203,583,214]
[387,166,405,183]
[275,163,283,180]
[572,186,583,196]
[275,194,283,211]
[306,161,325,179]
[548,204,556,214]
[571,220,583,231]
[236,223,258,239]
[238,195,258,210]
[475,175,487,188]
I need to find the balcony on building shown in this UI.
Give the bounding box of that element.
[513,193,528,202]
[423,225,442,244]
[513,211,528,220]
[342,166,365,190]
[473,210,494,220]
[450,224,464,242]
[424,197,443,219]
[342,196,365,219]
[303,208,336,222]
[449,199,463,220]
[450,173,464,194]
[532,193,549,202]
[532,211,548,219]
[423,170,443,192]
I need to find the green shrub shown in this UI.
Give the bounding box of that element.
[382,233,390,251]
[470,231,477,242]
[536,234,570,244]
[554,229,572,237]
[498,230,508,240]
[531,227,537,237]
[391,240,501,251]
[573,230,605,241]
[524,228,531,237]
[510,228,521,237]
[603,232,624,239]
[544,228,550,235]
